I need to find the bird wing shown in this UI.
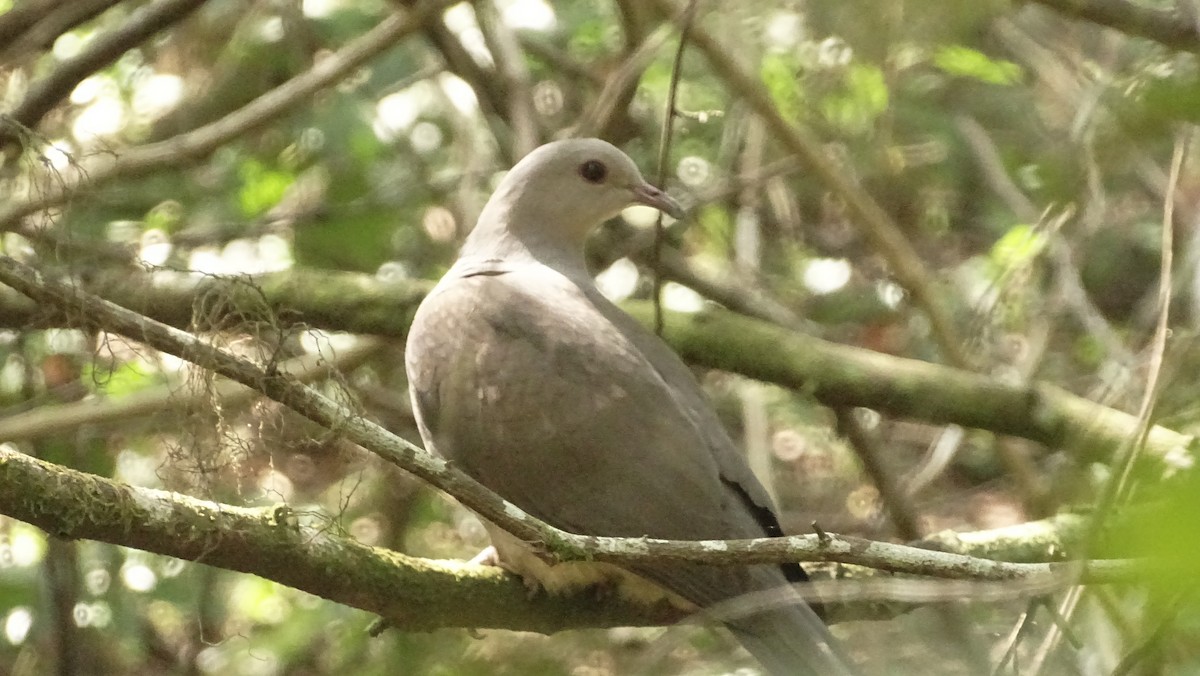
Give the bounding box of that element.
[406,263,785,605]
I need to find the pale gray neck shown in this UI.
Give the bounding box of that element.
[458,193,594,283]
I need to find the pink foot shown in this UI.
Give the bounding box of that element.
[469,545,500,566]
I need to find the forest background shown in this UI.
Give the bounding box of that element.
[1,0,1198,674]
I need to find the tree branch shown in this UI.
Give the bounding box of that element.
[0,253,1168,579]
[0,443,680,633]
[1,0,211,150]
[1028,0,1200,52]
[0,0,123,64]
[650,0,972,368]
[0,444,1139,632]
[0,267,1190,468]
[472,0,540,156]
[0,336,385,442]
[0,0,458,231]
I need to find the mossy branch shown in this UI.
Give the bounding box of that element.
[0,267,1191,470]
[0,445,1140,631]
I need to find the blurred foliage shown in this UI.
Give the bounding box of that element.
[1,0,1199,674]
[932,45,1022,86]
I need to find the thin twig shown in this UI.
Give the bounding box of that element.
[1106,130,1187,506]
[652,0,700,335]
[1079,130,1187,561]
[0,337,384,442]
[1028,132,1190,676]
[1026,585,1084,676]
[989,602,1040,676]
[835,408,923,540]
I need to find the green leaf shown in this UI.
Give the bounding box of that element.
[1138,75,1200,126]
[933,45,1022,85]
[237,158,295,218]
[989,223,1045,274]
[82,360,163,397]
[820,63,889,133]
[760,53,804,120]
[695,204,733,254]
[1106,467,1200,599]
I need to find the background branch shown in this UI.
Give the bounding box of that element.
[0,0,210,150]
[651,0,971,367]
[0,253,1151,579]
[0,267,1188,467]
[0,0,457,231]
[0,0,123,64]
[0,336,385,442]
[1029,0,1200,51]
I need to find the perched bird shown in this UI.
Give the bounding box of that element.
[406,138,853,675]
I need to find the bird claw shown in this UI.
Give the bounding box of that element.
[468,546,547,598]
[468,545,500,566]
[588,579,619,602]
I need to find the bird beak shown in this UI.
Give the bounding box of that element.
[632,182,684,220]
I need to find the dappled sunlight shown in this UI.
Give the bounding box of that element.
[0,1,1196,674]
[803,258,852,295]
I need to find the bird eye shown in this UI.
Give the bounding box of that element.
[579,159,607,184]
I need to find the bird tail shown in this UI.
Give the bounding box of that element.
[717,589,859,676]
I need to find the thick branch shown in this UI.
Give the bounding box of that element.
[0,0,61,54]
[637,304,1192,467]
[0,268,1191,467]
[0,444,1136,628]
[0,0,122,64]
[0,444,678,633]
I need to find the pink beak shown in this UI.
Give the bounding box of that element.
[632,182,684,219]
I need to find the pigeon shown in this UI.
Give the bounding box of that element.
[405,138,854,675]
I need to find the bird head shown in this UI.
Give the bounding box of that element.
[476,138,683,250]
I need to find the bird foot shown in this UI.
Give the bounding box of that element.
[468,546,546,597]
[468,545,500,566]
[584,576,620,602]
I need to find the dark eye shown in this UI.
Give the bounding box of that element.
[579,159,607,184]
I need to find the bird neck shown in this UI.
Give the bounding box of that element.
[459,196,595,281]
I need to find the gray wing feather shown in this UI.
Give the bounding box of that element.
[409,268,765,598]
